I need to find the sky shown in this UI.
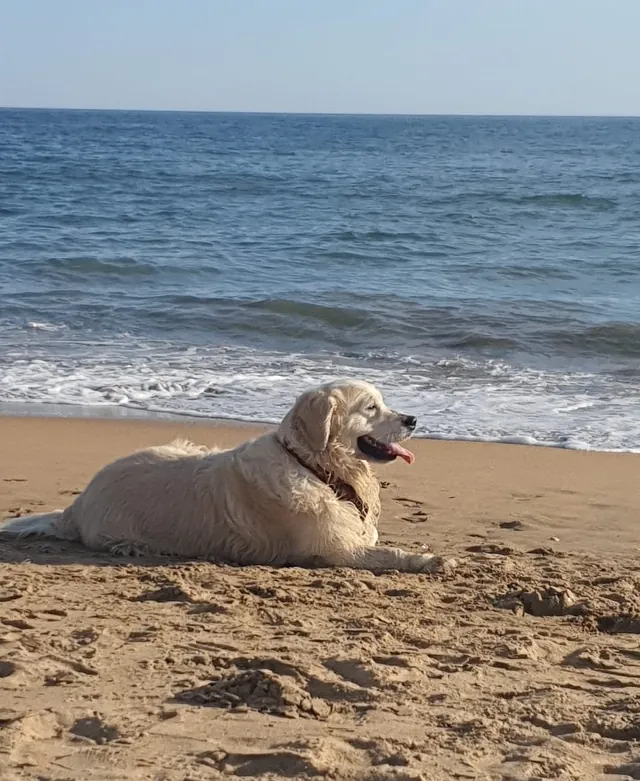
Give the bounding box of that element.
[1,0,640,116]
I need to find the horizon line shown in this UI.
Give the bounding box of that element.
[1,105,640,119]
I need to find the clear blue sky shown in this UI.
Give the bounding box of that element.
[2,0,639,115]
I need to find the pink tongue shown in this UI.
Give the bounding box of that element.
[388,442,415,465]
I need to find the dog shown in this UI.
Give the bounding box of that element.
[0,379,455,574]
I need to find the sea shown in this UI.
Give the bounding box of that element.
[1,109,639,452]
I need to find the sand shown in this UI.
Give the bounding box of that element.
[1,414,640,781]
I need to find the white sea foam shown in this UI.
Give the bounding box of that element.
[26,321,68,332]
[1,340,639,453]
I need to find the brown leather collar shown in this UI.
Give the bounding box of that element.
[279,439,369,521]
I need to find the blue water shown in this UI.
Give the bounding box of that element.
[1,109,639,450]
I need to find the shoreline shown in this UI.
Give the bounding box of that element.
[0,401,267,427]
[1,401,639,454]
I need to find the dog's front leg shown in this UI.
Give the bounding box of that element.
[326,545,457,574]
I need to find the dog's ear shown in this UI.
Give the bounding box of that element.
[288,388,337,453]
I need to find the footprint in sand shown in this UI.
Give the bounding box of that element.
[0,661,18,679]
[69,715,121,744]
[394,496,424,508]
[402,509,430,524]
[395,497,430,523]
[499,520,526,531]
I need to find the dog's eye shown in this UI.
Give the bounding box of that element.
[366,403,378,412]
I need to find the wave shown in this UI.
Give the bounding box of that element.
[496,263,578,281]
[332,229,428,242]
[245,298,371,328]
[26,321,67,332]
[421,191,620,211]
[46,256,162,276]
[4,291,640,362]
[446,333,522,350]
[550,323,640,358]
[514,193,617,210]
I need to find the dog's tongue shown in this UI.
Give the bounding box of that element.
[388,442,415,465]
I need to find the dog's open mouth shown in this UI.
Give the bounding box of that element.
[357,436,415,465]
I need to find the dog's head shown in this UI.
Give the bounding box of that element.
[279,379,416,467]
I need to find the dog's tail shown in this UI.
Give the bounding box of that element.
[0,508,79,540]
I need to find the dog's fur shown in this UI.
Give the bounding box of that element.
[0,380,455,574]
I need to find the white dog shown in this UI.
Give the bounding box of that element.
[0,379,455,574]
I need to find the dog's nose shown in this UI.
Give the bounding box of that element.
[402,415,417,430]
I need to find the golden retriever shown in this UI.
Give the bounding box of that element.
[0,379,455,574]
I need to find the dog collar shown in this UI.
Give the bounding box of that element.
[279,439,369,521]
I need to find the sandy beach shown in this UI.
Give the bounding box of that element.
[1,414,640,781]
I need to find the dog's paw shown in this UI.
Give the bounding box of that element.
[419,555,457,575]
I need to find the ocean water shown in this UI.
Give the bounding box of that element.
[1,109,639,452]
